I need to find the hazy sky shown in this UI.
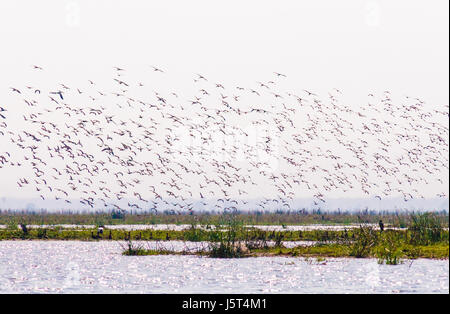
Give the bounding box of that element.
[0,0,448,102]
[0,1,448,209]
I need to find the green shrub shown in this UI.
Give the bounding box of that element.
[207,212,249,258]
[375,231,403,265]
[348,225,379,258]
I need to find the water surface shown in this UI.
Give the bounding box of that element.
[0,241,448,293]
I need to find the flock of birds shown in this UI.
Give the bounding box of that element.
[0,65,448,213]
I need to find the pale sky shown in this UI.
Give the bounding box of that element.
[0,0,448,210]
[0,0,448,101]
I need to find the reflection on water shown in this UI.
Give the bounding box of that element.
[0,241,448,293]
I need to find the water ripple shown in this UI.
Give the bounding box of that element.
[0,241,448,293]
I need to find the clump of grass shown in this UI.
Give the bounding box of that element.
[36,228,48,239]
[348,225,379,258]
[208,241,248,258]
[409,213,446,245]
[313,257,327,264]
[121,240,146,256]
[245,229,269,250]
[5,220,18,231]
[120,239,192,256]
[402,245,422,260]
[183,223,205,242]
[347,225,405,264]
[273,232,285,248]
[375,231,403,265]
[207,211,249,258]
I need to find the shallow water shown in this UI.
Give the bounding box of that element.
[0,241,448,294]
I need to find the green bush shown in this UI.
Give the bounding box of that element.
[375,231,403,265]
[348,226,379,258]
[207,212,249,258]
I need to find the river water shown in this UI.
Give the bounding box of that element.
[0,241,448,294]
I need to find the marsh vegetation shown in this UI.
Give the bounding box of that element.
[2,208,447,227]
[1,210,447,262]
[117,212,449,262]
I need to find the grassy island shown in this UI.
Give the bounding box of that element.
[1,210,448,264]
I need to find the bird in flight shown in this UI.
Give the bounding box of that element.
[3,66,448,216]
[151,66,164,73]
[113,78,129,87]
[50,91,64,100]
[274,72,286,77]
[303,89,317,96]
[196,74,208,81]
